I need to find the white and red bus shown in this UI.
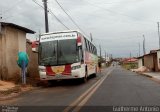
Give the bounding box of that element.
[38,30,98,82]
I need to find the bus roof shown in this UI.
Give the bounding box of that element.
[40,30,96,47]
[41,30,80,36]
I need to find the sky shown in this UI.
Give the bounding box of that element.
[0,0,160,57]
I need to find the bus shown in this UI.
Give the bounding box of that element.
[38,30,98,82]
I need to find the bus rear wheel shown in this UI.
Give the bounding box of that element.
[82,70,88,83]
[93,66,97,77]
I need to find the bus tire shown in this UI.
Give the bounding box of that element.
[82,67,88,83]
[93,67,97,77]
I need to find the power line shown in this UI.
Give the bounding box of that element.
[90,0,145,5]
[32,0,44,9]
[54,0,89,36]
[32,0,70,30]
[48,8,70,30]
[84,1,155,24]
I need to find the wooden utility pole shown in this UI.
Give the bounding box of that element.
[157,22,160,49]
[99,45,101,58]
[138,42,140,56]
[0,21,1,33]
[130,52,132,67]
[143,35,146,55]
[0,14,2,22]
[105,51,106,61]
[42,0,49,33]
[90,33,93,42]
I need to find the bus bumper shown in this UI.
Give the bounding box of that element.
[39,71,82,80]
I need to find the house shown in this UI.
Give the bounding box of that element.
[122,58,138,69]
[143,50,159,71]
[137,50,160,72]
[123,58,138,64]
[137,56,143,68]
[0,22,35,80]
[156,49,160,70]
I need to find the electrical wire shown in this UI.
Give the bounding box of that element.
[84,1,155,23]
[32,0,70,30]
[48,8,70,30]
[90,0,145,5]
[54,0,89,37]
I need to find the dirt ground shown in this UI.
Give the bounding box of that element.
[0,80,16,91]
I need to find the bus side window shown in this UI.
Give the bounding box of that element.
[84,38,87,51]
[88,41,91,52]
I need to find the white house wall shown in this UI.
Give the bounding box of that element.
[157,51,160,70]
[138,58,143,68]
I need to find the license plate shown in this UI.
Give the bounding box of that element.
[55,74,62,78]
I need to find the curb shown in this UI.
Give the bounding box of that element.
[141,73,153,78]
[139,73,160,84]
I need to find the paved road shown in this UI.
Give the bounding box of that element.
[0,67,111,112]
[84,66,160,106]
[1,66,160,112]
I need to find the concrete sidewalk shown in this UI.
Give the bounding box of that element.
[142,72,160,81]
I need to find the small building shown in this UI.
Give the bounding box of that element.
[144,50,159,72]
[156,50,160,70]
[0,22,35,80]
[137,56,143,68]
[123,58,138,64]
[122,58,138,69]
[137,50,160,72]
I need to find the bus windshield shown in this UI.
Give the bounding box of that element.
[39,39,79,66]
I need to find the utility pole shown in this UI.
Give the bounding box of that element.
[130,52,132,67]
[99,45,101,58]
[105,51,106,61]
[0,17,1,32]
[143,35,146,55]
[90,33,93,42]
[157,22,160,49]
[42,0,49,33]
[138,42,140,57]
[0,14,2,22]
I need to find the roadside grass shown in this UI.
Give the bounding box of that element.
[122,63,138,70]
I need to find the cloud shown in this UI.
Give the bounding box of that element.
[1,0,160,57]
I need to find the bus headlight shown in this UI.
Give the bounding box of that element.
[39,66,46,72]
